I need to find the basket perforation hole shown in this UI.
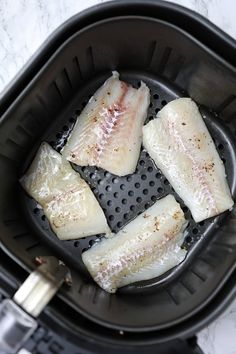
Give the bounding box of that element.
[74,241,79,247]
[89,239,96,247]
[63,125,69,131]
[98,179,104,185]
[99,193,105,200]
[117,221,122,228]
[122,198,127,205]
[139,160,145,166]
[33,208,40,214]
[41,215,46,221]
[109,215,114,221]
[107,200,112,206]
[69,117,76,123]
[135,182,140,189]
[141,175,147,181]
[115,207,121,213]
[149,181,155,187]
[120,184,125,190]
[130,205,135,211]
[153,94,159,99]
[128,191,134,196]
[217,143,224,150]
[157,187,163,194]
[155,108,160,114]
[161,100,167,106]
[143,189,148,195]
[136,197,142,203]
[186,235,192,244]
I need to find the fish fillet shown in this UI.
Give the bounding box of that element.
[143,98,234,222]
[20,142,110,240]
[82,195,187,293]
[62,71,150,176]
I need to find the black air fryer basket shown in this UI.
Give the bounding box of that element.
[0,1,236,353]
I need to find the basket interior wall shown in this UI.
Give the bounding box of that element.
[0,17,236,331]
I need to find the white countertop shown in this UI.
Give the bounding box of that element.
[0,1,235,353]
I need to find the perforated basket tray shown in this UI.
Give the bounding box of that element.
[0,0,236,348]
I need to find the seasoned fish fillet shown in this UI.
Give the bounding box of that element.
[20,142,110,240]
[62,71,150,176]
[82,195,187,293]
[143,98,234,222]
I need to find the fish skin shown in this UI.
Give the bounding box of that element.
[82,195,187,293]
[62,71,150,176]
[20,142,110,240]
[143,98,234,222]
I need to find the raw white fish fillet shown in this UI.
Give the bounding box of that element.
[20,142,110,240]
[62,71,150,176]
[82,195,187,293]
[143,98,234,222]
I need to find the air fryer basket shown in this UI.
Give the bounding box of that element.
[0,0,236,349]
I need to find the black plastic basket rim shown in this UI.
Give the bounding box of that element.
[0,247,235,346]
[0,0,235,115]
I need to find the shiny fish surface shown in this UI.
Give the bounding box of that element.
[82,195,187,293]
[62,71,150,176]
[143,98,234,222]
[20,142,110,240]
